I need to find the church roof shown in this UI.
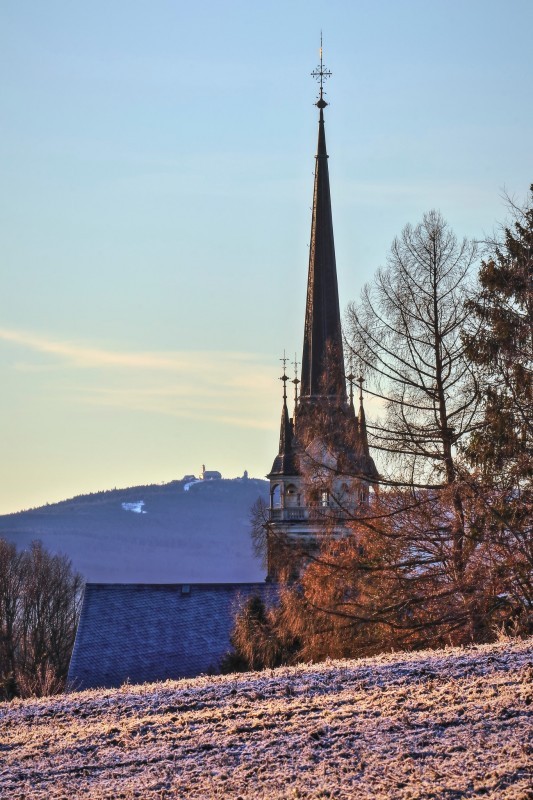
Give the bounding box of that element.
[300,103,346,401]
[68,583,275,690]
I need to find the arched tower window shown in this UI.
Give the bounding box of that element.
[271,484,281,508]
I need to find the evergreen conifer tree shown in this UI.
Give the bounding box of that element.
[463,186,532,629]
[464,185,533,489]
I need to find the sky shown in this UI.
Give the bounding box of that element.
[1,0,532,514]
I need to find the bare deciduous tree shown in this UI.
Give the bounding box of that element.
[0,539,83,700]
[346,210,479,574]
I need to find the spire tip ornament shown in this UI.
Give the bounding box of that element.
[279,350,289,404]
[346,372,355,407]
[357,375,365,405]
[311,32,332,108]
[292,353,301,409]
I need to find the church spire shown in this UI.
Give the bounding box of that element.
[265,47,379,580]
[300,42,346,401]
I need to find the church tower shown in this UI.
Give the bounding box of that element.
[267,45,378,579]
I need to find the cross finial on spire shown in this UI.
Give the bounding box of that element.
[311,32,332,108]
[292,353,301,408]
[279,350,289,404]
[346,371,355,407]
[357,375,365,405]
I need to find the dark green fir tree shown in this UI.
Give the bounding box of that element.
[465,185,532,490]
[463,187,532,630]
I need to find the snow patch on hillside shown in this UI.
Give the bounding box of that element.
[183,480,201,491]
[121,501,146,514]
[1,637,531,799]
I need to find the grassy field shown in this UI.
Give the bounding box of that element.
[1,637,531,799]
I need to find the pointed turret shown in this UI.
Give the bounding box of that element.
[300,100,346,401]
[278,393,292,456]
[356,377,379,481]
[346,370,359,424]
[358,378,370,458]
[268,372,297,477]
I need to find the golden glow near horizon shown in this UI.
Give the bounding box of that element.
[0,328,281,513]
[0,324,386,514]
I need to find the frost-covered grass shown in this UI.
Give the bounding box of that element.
[1,638,531,799]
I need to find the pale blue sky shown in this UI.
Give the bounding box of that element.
[1,1,532,512]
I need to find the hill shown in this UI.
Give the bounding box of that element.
[0,478,269,582]
[1,637,531,800]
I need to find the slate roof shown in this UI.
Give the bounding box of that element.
[68,583,274,691]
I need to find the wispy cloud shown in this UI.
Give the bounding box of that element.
[80,387,277,430]
[0,327,279,430]
[0,327,256,371]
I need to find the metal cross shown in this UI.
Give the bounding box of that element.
[357,375,365,403]
[311,33,332,102]
[346,372,355,406]
[292,353,301,406]
[279,350,289,402]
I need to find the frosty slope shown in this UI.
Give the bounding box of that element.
[1,637,531,799]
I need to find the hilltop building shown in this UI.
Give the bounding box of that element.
[200,465,222,481]
[267,53,378,578]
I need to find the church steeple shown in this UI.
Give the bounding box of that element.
[265,46,379,581]
[300,46,346,401]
